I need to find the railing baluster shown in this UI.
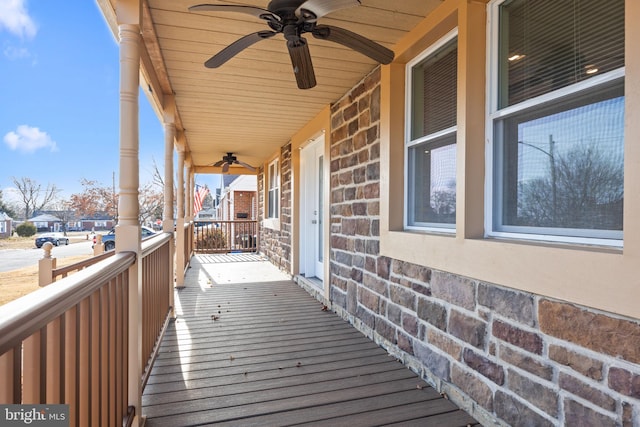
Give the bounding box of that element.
[109,279,117,427]
[23,331,41,403]
[90,291,101,426]
[100,286,109,427]
[0,348,19,403]
[115,277,123,425]
[64,307,77,427]
[79,298,90,426]
[121,274,129,422]
[46,317,62,403]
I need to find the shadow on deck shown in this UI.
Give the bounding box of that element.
[142,254,481,426]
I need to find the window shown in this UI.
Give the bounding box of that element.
[490,0,624,243]
[0,222,5,234]
[406,32,458,230]
[267,158,280,219]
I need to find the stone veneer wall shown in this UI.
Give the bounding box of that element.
[327,66,640,427]
[257,142,292,272]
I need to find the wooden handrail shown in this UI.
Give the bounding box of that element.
[141,231,171,257]
[51,250,115,279]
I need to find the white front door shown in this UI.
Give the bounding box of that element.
[300,135,325,282]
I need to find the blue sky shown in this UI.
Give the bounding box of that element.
[0,1,219,204]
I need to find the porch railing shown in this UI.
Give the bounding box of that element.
[0,232,174,427]
[194,220,258,253]
[38,243,116,287]
[184,221,193,267]
[0,252,136,426]
[140,233,173,388]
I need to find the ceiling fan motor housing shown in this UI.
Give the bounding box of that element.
[268,0,307,15]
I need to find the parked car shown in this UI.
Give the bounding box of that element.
[93,226,157,251]
[35,233,70,248]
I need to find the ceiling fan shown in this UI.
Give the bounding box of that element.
[213,152,256,173]
[188,0,395,89]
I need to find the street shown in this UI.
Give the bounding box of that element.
[0,241,94,273]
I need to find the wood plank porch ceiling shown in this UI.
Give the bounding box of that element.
[142,254,480,426]
[98,0,444,173]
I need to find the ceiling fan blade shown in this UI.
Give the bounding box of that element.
[312,25,394,64]
[287,38,316,89]
[213,159,225,167]
[222,162,230,173]
[205,31,276,68]
[296,0,360,22]
[189,4,280,22]
[237,160,256,172]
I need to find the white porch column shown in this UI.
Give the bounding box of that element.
[163,98,176,312]
[186,162,194,219]
[185,157,193,264]
[163,97,176,233]
[116,0,142,425]
[176,145,186,287]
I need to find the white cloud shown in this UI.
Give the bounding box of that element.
[0,0,37,39]
[4,125,58,153]
[3,43,30,60]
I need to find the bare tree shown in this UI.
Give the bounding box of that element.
[517,145,623,230]
[139,183,164,226]
[11,177,59,220]
[49,198,74,235]
[150,157,165,189]
[0,189,17,218]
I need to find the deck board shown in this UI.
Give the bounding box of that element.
[143,255,480,426]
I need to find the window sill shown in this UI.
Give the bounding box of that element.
[263,218,280,231]
[379,228,635,318]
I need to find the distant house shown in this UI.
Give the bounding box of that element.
[29,214,64,232]
[216,175,258,221]
[80,215,116,232]
[0,212,12,238]
[195,208,216,221]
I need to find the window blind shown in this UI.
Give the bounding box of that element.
[411,39,458,139]
[500,0,625,108]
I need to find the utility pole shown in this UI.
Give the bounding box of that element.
[113,171,118,222]
[549,135,556,224]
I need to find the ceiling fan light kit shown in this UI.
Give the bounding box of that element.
[189,0,395,89]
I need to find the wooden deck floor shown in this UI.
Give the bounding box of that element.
[142,255,480,426]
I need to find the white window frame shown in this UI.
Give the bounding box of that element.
[264,157,281,230]
[0,221,5,234]
[267,158,280,219]
[404,28,458,233]
[485,0,625,247]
